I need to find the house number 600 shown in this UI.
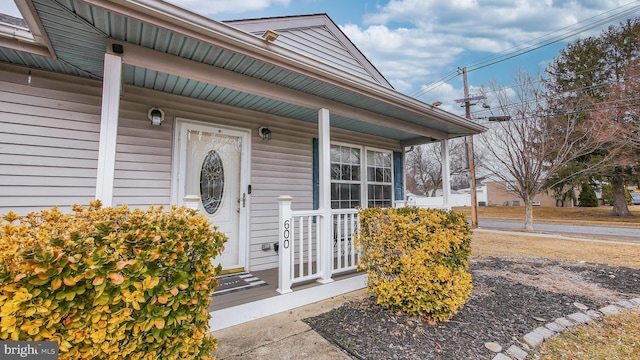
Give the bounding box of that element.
[283,220,290,249]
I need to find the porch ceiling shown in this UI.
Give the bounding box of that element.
[0,0,485,145]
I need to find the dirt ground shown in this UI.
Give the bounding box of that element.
[304,232,640,359]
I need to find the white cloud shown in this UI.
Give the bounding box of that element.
[345,0,635,95]
[167,0,290,16]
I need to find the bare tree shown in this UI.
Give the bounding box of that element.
[405,139,474,196]
[479,70,618,230]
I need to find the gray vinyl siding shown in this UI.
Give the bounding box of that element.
[0,68,101,215]
[123,87,400,271]
[274,28,374,83]
[248,119,401,271]
[0,65,400,271]
[249,120,315,270]
[111,104,174,208]
[228,17,385,86]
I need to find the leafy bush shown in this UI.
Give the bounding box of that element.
[355,207,472,322]
[0,201,226,359]
[578,182,599,207]
[626,189,634,205]
[601,184,613,205]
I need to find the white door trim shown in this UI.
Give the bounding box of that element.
[171,118,251,271]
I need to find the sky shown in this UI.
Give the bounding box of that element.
[2,0,639,116]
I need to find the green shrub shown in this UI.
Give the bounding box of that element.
[578,182,599,207]
[0,201,226,359]
[355,207,472,322]
[601,184,613,205]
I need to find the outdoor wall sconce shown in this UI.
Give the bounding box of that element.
[261,29,279,42]
[148,107,165,126]
[259,126,272,141]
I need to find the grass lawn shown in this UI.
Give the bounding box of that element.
[453,205,640,225]
[472,231,640,359]
[471,232,640,269]
[532,308,640,360]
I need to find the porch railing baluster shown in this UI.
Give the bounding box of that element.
[298,216,303,277]
[307,215,313,277]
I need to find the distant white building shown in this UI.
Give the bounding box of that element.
[407,183,488,210]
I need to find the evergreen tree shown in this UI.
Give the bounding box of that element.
[545,19,640,216]
[578,182,598,207]
[601,183,613,205]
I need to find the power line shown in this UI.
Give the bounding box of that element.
[413,1,640,98]
[465,2,640,72]
[470,73,640,117]
[472,62,640,101]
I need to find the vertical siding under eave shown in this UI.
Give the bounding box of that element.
[0,68,102,215]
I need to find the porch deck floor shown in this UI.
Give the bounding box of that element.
[208,268,361,312]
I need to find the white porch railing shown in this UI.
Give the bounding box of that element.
[332,209,359,274]
[277,196,360,294]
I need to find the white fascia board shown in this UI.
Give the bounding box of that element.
[82,0,484,135]
[14,0,56,58]
[0,22,34,42]
[0,31,50,57]
[225,14,393,88]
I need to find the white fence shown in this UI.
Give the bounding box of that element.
[407,185,488,209]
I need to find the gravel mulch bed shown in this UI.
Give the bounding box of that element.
[304,257,640,360]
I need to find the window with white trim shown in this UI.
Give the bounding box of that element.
[329,144,394,209]
[366,149,393,208]
[330,144,361,209]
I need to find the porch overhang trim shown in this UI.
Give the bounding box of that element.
[114,40,450,140]
[78,0,483,135]
[14,0,56,59]
[400,136,439,147]
[0,33,50,57]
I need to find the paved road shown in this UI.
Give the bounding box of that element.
[478,219,640,242]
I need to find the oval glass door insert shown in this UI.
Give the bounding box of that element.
[200,150,224,214]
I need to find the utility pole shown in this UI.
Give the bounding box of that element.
[462,67,478,228]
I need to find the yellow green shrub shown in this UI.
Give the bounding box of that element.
[356,207,472,322]
[0,201,226,359]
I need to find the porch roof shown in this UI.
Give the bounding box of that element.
[1,0,485,146]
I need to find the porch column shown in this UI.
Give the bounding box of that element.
[441,139,451,209]
[95,53,123,206]
[317,108,334,284]
[277,195,293,294]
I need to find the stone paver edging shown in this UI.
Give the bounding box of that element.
[489,298,640,360]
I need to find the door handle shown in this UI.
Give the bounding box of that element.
[242,193,246,207]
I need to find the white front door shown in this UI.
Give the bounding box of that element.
[176,120,249,272]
